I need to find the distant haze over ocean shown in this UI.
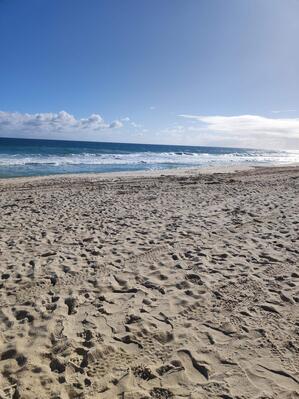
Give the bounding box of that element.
[0,137,298,178]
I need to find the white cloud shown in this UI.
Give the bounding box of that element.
[109,120,123,128]
[131,121,142,128]
[120,117,142,128]
[0,110,124,137]
[178,114,299,149]
[78,113,106,129]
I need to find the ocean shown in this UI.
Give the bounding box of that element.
[0,137,298,178]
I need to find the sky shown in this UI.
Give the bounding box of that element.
[0,0,299,149]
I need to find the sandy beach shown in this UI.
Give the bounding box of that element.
[0,165,299,399]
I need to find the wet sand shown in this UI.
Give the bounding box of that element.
[0,166,299,398]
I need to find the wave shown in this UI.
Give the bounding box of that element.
[0,150,299,168]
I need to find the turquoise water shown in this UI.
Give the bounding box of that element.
[0,137,298,178]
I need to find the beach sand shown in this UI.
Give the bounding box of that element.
[0,166,298,398]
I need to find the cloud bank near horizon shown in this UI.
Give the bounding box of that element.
[0,110,124,136]
[178,114,299,149]
[1,110,299,150]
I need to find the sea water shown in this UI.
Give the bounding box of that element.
[0,137,298,178]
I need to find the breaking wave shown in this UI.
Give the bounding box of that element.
[1,150,299,168]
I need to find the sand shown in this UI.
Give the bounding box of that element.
[0,165,298,399]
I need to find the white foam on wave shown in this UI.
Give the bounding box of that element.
[0,150,299,167]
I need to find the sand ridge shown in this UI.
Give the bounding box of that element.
[0,166,299,398]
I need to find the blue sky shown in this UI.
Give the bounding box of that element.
[0,0,298,149]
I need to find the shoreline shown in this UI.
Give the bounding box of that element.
[1,162,299,186]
